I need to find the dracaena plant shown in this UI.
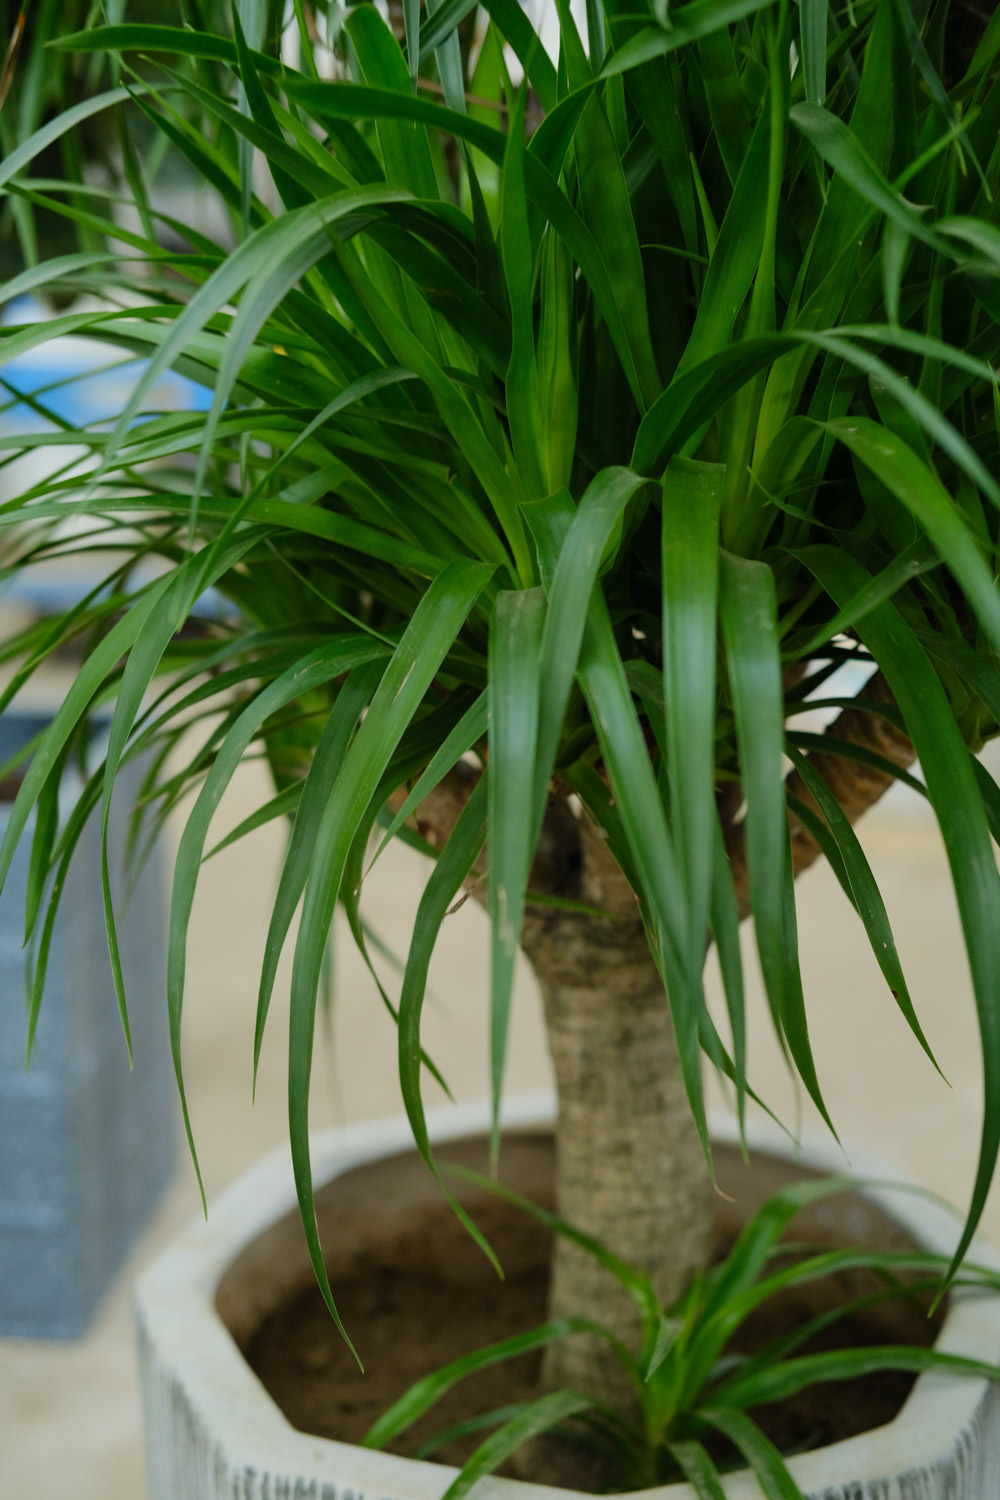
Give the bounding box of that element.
[2,0,1000,1480]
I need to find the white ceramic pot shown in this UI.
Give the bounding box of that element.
[135,1096,1000,1499]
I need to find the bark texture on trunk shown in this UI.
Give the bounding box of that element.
[519,813,713,1408]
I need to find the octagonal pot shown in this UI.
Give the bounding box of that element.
[135,1096,1000,1500]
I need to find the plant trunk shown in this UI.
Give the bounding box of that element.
[402,670,916,1417]
[520,810,714,1413]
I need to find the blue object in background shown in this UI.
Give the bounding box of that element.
[0,295,213,428]
[0,313,190,1338]
[0,711,175,1339]
[0,300,225,622]
[0,350,213,429]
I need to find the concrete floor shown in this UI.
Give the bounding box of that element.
[3,736,1000,1499]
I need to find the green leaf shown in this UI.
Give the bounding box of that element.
[667,1441,728,1500]
[719,552,833,1133]
[576,593,710,1163]
[973,759,1000,849]
[803,548,1000,1284]
[167,640,387,1207]
[392,780,497,1268]
[700,1407,802,1500]
[205,783,301,859]
[282,77,650,412]
[231,6,309,215]
[426,0,467,115]
[710,808,747,1140]
[412,1404,544,1461]
[347,5,439,199]
[696,25,751,191]
[675,111,771,378]
[914,628,1000,729]
[724,1239,995,1331]
[784,743,940,1074]
[799,0,829,106]
[440,1390,598,1500]
[823,417,1000,653]
[788,536,941,660]
[633,335,787,476]
[368,693,488,870]
[96,189,415,501]
[0,85,134,191]
[699,1177,858,1344]
[487,588,546,1154]
[403,0,420,89]
[790,102,952,258]
[479,0,558,113]
[364,1318,608,1450]
[811,333,1000,511]
[51,25,261,70]
[287,560,493,1352]
[572,87,661,407]
[97,532,264,1056]
[602,0,778,78]
[536,226,579,493]
[525,468,649,833]
[24,747,64,948]
[645,1310,683,1382]
[500,88,545,501]
[625,57,698,258]
[442,1160,655,1318]
[785,729,928,800]
[253,663,386,1088]
[0,575,175,903]
[634,320,1000,486]
[0,250,128,310]
[717,1343,1000,1410]
[26,768,104,1066]
[419,0,479,60]
[662,458,724,965]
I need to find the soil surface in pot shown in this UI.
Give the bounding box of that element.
[217,1133,942,1490]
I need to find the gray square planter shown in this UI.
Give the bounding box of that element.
[0,708,176,1338]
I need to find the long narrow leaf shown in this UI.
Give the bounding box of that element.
[700,1408,801,1500]
[364,1318,610,1450]
[440,1391,598,1500]
[166,641,386,1204]
[487,588,546,1154]
[785,742,940,1073]
[662,458,723,965]
[287,560,493,1351]
[804,548,1000,1283]
[719,552,833,1133]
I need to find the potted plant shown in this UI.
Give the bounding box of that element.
[4,0,1000,1493]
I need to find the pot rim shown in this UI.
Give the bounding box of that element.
[136,1095,1000,1500]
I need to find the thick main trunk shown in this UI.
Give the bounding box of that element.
[520,813,713,1410]
[399,773,713,1409]
[399,672,915,1414]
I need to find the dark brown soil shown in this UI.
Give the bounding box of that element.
[218,1133,941,1489]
